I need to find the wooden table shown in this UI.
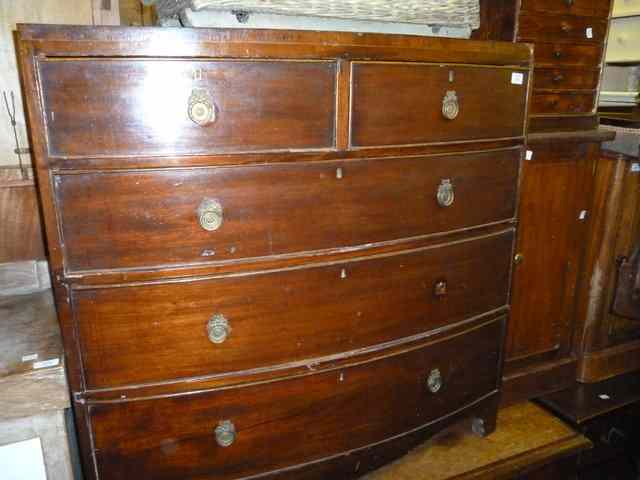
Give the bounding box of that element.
[365,402,591,480]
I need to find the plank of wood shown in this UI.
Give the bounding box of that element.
[0,177,46,262]
[0,291,62,378]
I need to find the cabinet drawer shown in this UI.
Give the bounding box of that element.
[605,17,640,62]
[518,14,608,43]
[534,42,603,67]
[520,0,611,17]
[533,67,600,90]
[90,318,503,480]
[350,63,527,147]
[55,149,520,272]
[74,231,513,388]
[531,92,596,114]
[38,59,336,158]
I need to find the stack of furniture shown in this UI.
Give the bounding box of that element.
[17,25,530,480]
[499,0,617,403]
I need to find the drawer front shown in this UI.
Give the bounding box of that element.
[533,67,600,90]
[534,42,603,67]
[520,0,611,17]
[605,17,640,62]
[350,63,527,147]
[518,14,608,43]
[531,92,596,114]
[55,149,520,272]
[74,232,513,388]
[91,318,503,480]
[38,59,336,157]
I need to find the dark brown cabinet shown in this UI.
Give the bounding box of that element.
[17,25,530,480]
[504,140,601,401]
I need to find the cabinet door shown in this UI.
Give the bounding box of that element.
[504,142,597,402]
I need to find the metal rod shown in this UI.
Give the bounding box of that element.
[2,90,27,179]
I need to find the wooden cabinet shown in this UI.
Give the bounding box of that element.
[576,146,640,382]
[504,139,601,402]
[501,0,615,403]
[17,26,530,479]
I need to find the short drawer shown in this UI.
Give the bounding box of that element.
[520,0,611,17]
[531,91,596,114]
[350,63,528,147]
[534,42,603,67]
[55,149,520,272]
[533,67,600,90]
[518,14,608,43]
[38,59,336,157]
[90,318,504,480]
[605,17,640,62]
[74,231,513,388]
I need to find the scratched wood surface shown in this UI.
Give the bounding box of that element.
[0,290,68,421]
[364,402,590,480]
[0,167,46,263]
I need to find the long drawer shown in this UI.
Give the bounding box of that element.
[38,59,337,158]
[350,63,527,147]
[55,149,520,272]
[518,14,608,44]
[531,92,596,114]
[74,231,513,389]
[90,318,504,480]
[533,67,600,91]
[533,42,603,67]
[520,0,611,17]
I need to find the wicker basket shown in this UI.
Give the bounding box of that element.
[190,0,480,28]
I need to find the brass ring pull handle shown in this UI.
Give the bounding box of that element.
[214,420,236,447]
[553,50,563,58]
[207,314,230,344]
[427,368,443,393]
[560,22,571,33]
[436,179,455,207]
[188,88,216,126]
[442,90,459,120]
[197,198,223,232]
[433,279,448,297]
[553,74,565,82]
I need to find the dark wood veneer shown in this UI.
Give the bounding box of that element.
[532,42,603,68]
[40,59,337,158]
[520,0,611,17]
[531,91,596,115]
[533,67,600,91]
[55,149,520,272]
[351,64,527,147]
[518,14,608,45]
[74,232,513,389]
[90,318,503,480]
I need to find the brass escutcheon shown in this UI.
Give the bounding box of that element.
[442,90,459,120]
[188,88,216,126]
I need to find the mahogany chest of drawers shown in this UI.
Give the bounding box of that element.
[16,25,531,479]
